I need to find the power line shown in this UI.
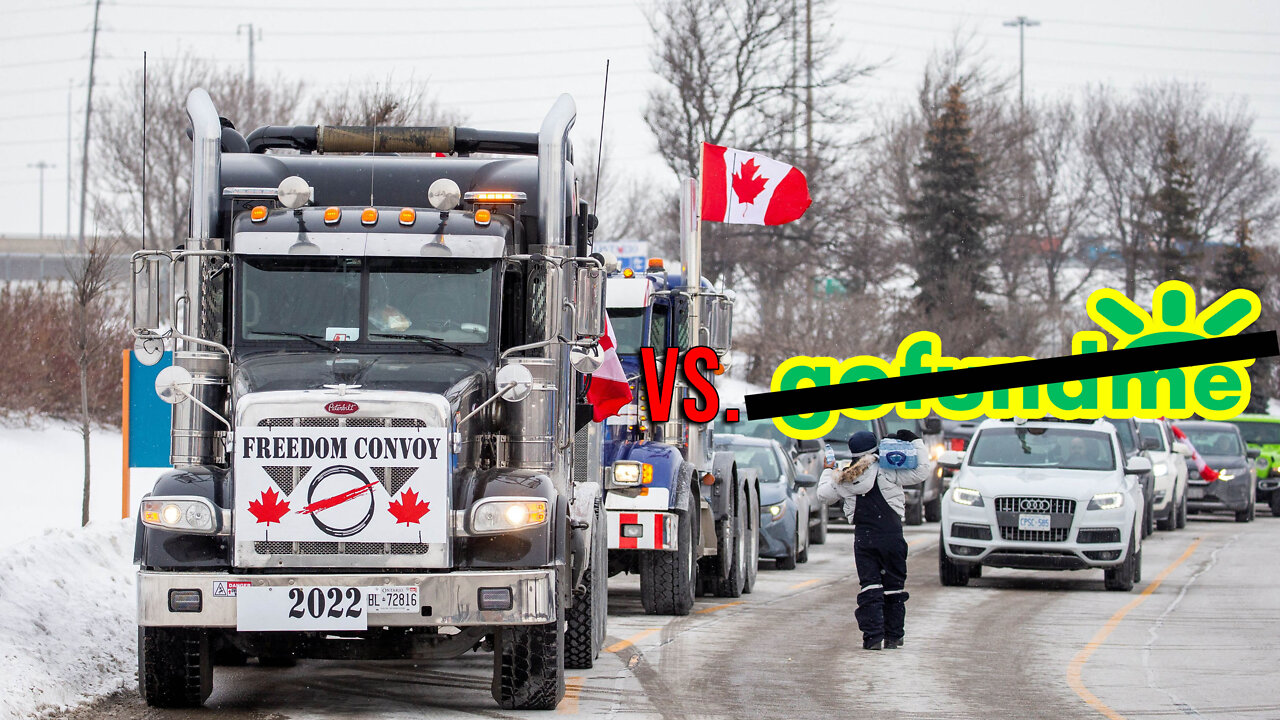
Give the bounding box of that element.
[1003,15,1040,110]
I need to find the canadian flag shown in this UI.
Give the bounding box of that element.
[586,314,634,422]
[700,142,812,225]
[1168,421,1220,482]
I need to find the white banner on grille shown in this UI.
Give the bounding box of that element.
[233,427,448,545]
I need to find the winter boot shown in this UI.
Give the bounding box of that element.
[863,638,883,651]
[884,638,903,649]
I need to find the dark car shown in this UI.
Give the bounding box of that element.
[713,434,816,569]
[1178,420,1260,522]
[1109,417,1157,538]
[715,410,834,542]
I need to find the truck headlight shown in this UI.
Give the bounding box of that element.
[611,461,652,487]
[951,487,984,507]
[140,497,218,534]
[1087,492,1124,510]
[1152,462,1168,477]
[471,498,549,534]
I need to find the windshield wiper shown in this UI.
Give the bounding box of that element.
[250,330,341,353]
[369,332,465,356]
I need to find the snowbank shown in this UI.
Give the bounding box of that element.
[0,519,135,719]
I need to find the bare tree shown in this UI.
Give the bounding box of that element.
[94,54,307,250]
[312,77,461,127]
[65,236,119,527]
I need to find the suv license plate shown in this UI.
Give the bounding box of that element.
[1017,514,1051,531]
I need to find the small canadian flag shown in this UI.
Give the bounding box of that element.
[700,142,812,226]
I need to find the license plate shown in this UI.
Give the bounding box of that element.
[1018,514,1051,531]
[365,586,420,614]
[237,586,369,631]
[1187,485,1205,500]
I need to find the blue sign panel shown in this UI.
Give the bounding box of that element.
[128,351,172,468]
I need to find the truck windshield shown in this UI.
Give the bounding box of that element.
[968,427,1116,471]
[610,308,646,355]
[239,256,495,348]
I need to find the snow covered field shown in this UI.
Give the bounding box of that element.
[0,424,160,719]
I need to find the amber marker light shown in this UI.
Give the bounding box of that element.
[361,208,378,225]
[249,206,268,222]
[399,208,416,226]
[323,207,341,224]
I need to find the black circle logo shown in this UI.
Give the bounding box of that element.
[306,465,376,538]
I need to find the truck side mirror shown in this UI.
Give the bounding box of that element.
[922,417,943,434]
[573,264,606,339]
[131,251,171,338]
[706,295,734,354]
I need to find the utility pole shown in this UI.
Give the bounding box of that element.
[77,0,102,251]
[66,80,72,238]
[29,162,55,238]
[237,23,260,90]
[1003,15,1040,111]
[804,0,813,173]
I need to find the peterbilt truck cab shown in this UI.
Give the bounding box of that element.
[130,89,608,711]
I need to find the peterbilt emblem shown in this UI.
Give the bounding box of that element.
[325,401,359,415]
[1019,498,1051,512]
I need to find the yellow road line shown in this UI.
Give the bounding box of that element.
[789,578,821,590]
[1067,537,1203,720]
[604,627,660,654]
[694,600,744,614]
[557,676,584,714]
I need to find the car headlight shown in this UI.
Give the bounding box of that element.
[1217,471,1236,482]
[1087,492,1124,510]
[611,461,653,487]
[765,503,784,519]
[470,498,549,534]
[951,487,983,507]
[1152,462,1168,477]
[140,497,218,534]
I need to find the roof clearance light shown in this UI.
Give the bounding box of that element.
[648,257,664,271]
[474,208,491,226]
[622,268,634,278]
[361,208,378,226]
[398,208,416,226]
[323,207,341,224]
[250,206,268,222]
[463,191,528,204]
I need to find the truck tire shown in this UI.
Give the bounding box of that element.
[492,622,565,710]
[743,488,759,594]
[905,499,924,526]
[924,495,942,523]
[938,532,969,587]
[714,489,748,598]
[565,500,607,669]
[138,626,212,708]
[810,508,828,545]
[1104,537,1137,591]
[639,493,697,615]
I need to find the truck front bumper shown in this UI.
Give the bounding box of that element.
[138,569,555,628]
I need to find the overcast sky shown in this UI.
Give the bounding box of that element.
[2,0,1279,239]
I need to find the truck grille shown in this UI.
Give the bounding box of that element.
[258,417,427,428]
[995,497,1077,514]
[995,496,1076,544]
[254,541,433,555]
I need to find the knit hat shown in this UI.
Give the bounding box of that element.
[847,431,878,457]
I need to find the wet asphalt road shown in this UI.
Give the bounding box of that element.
[60,513,1280,720]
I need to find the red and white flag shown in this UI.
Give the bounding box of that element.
[700,142,812,226]
[586,314,634,422]
[1168,421,1220,482]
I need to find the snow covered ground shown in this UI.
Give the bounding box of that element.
[0,424,162,719]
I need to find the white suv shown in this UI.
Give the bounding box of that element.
[938,419,1148,592]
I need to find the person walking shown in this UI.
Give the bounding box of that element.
[817,428,928,650]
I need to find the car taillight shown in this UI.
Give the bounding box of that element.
[949,438,967,451]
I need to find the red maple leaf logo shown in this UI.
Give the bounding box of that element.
[388,489,430,525]
[731,158,769,205]
[248,487,290,525]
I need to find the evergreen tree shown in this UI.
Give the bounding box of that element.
[1208,217,1263,295]
[902,84,996,346]
[1146,130,1202,284]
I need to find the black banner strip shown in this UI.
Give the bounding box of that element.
[743,330,1280,421]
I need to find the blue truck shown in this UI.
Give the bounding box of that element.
[597,181,758,614]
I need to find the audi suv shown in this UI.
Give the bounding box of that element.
[938,418,1148,592]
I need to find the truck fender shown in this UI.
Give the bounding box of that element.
[569,481,602,591]
[708,450,739,523]
[135,466,232,570]
[455,467,560,570]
